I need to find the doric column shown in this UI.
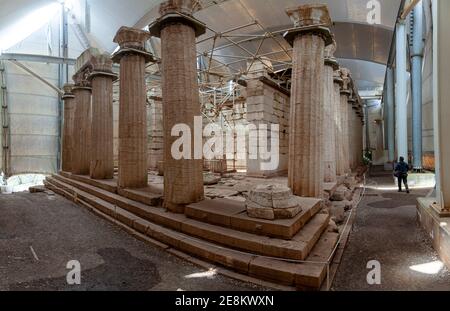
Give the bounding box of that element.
[348,95,357,170]
[72,67,92,175]
[87,53,117,180]
[334,70,345,176]
[112,27,154,189]
[354,96,364,167]
[339,68,351,174]
[149,0,206,213]
[61,84,75,173]
[285,4,333,198]
[148,96,164,170]
[323,42,338,183]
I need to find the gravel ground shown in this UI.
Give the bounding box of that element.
[0,192,267,291]
[332,175,450,291]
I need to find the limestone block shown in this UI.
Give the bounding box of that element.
[246,184,303,220]
[274,205,302,219]
[332,200,353,212]
[327,219,339,233]
[330,203,345,224]
[204,172,221,185]
[330,185,351,202]
[247,203,275,220]
[248,185,274,208]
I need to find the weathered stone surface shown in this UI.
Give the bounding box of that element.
[286,4,332,28]
[153,1,205,212]
[159,0,196,16]
[61,84,75,173]
[113,26,150,50]
[246,184,302,220]
[273,205,303,219]
[323,41,337,183]
[330,203,345,224]
[330,185,351,202]
[339,68,352,174]
[113,27,152,189]
[29,185,46,193]
[71,74,91,175]
[203,172,221,185]
[327,219,339,233]
[88,53,116,180]
[334,70,345,176]
[247,203,275,220]
[287,5,332,198]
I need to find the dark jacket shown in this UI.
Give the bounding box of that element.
[395,162,409,176]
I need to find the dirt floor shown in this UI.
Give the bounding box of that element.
[2,170,450,291]
[0,191,267,291]
[332,172,450,291]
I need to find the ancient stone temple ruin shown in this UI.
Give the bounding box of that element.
[4,0,447,293]
[43,2,364,290]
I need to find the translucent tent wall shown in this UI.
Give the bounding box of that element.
[0,5,82,175]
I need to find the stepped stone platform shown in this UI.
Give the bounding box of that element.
[185,198,322,239]
[44,172,340,290]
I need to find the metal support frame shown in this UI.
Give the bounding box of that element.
[0,53,76,65]
[8,60,63,96]
[386,67,396,162]
[0,61,10,176]
[57,2,70,172]
[395,20,408,161]
[410,2,424,171]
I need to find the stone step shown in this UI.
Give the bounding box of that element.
[60,171,118,193]
[46,176,330,261]
[44,177,337,290]
[52,174,162,208]
[58,172,163,206]
[185,197,322,239]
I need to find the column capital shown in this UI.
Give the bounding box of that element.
[324,40,339,69]
[87,53,118,82]
[112,26,155,63]
[61,83,75,99]
[72,68,92,91]
[284,4,333,46]
[333,70,343,86]
[325,57,339,70]
[149,0,206,38]
[73,48,97,90]
[340,68,352,94]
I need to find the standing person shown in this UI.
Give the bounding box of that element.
[395,157,410,193]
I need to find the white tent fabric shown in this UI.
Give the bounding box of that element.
[0,0,401,175]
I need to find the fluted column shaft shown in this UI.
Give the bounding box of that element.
[334,75,345,176]
[340,92,351,174]
[72,86,91,175]
[288,34,325,197]
[112,27,153,189]
[348,99,355,170]
[323,58,337,183]
[118,55,148,188]
[61,86,75,173]
[89,61,116,180]
[160,22,204,212]
[285,4,332,198]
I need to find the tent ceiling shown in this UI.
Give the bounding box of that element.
[0,0,402,91]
